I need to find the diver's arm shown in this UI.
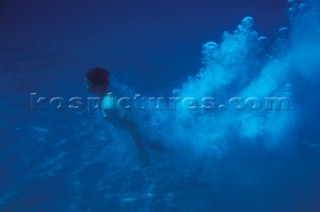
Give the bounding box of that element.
[101,94,117,119]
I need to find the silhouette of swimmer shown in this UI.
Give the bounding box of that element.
[85,67,150,163]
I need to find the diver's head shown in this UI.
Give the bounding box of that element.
[85,67,110,95]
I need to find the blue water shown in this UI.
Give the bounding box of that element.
[1,0,320,211]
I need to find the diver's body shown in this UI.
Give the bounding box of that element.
[86,68,149,163]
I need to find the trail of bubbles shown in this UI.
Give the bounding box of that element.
[146,0,320,158]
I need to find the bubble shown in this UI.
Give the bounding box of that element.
[258,36,268,42]
[172,89,180,95]
[222,31,230,39]
[202,42,219,64]
[284,83,293,97]
[288,7,297,16]
[285,83,292,91]
[257,36,268,46]
[278,26,289,33]
[298,3,308,12]
[202,42,219,52]
[288,0,295,4]
[278,27,289,39]
[250,31,259,40]
[240,16,254,30]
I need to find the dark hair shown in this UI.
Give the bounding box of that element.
[86,67,110,87]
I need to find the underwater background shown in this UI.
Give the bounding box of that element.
[1,0,320,211]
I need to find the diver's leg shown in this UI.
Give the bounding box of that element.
[123,118,150,164]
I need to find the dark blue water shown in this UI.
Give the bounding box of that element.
[1,0,320,211]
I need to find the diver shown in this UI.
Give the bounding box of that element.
[85,67,150,164]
